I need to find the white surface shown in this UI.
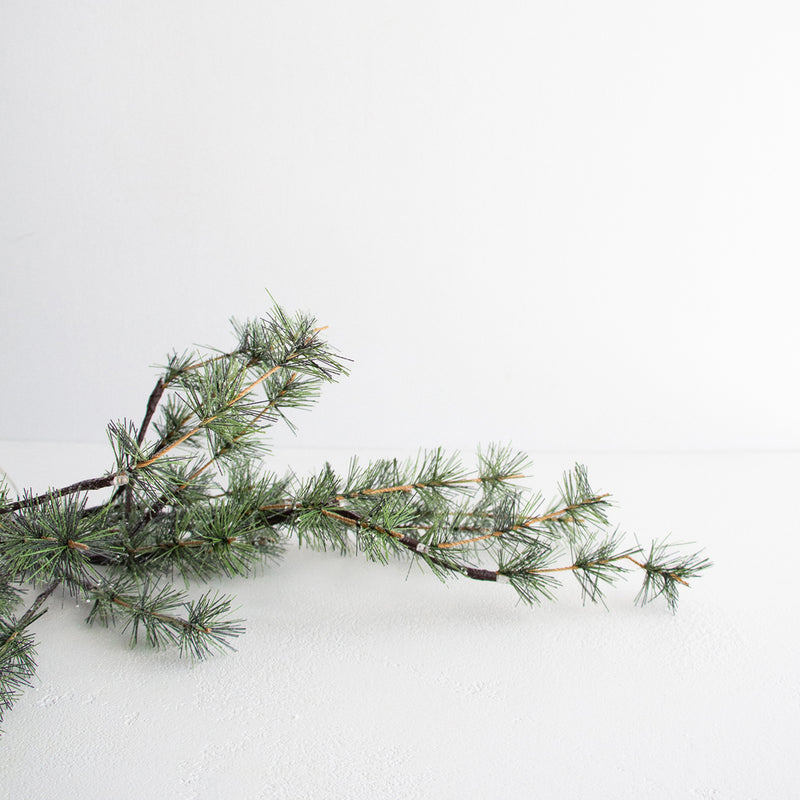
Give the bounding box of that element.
[1,441,798,798]
[2,2,799,452]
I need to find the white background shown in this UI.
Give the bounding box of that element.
[2,3,800,798]
[1,1,798,452]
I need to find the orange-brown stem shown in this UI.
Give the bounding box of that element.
[526,553,689,586]
[335,473,525,502]
[177,373,298,489]
[135,363,288,469]
[436,494,610,549]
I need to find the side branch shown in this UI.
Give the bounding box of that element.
[76,578,211,633]
[334,473,526,502]
[318,508,497,582]
[161,325,330,387]
[135,364,285,469]
[436,494,611,549]
[17,581,61,628]
[178,373,298,488]
[527,554,690,586]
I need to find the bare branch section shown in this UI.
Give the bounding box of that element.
[137,379,165,446]
[1,477,116,514]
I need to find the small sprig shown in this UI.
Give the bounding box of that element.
[85,577,243,657]
[567,530,637,606]
[634,540,712,611]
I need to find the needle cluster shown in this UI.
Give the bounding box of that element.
[0,297,710,732]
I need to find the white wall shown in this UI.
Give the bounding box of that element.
[2,1,798,453]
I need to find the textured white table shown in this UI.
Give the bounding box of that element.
[1,442,798,799]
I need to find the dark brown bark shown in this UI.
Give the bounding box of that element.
[1,476,114,514]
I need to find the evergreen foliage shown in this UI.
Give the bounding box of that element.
[0,298,710,731]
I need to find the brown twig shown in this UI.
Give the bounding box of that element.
[137,378,166,446]
[17,580,61,628]
[0,476,116,514]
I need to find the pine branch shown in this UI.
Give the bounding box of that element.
[0,294,711,734]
